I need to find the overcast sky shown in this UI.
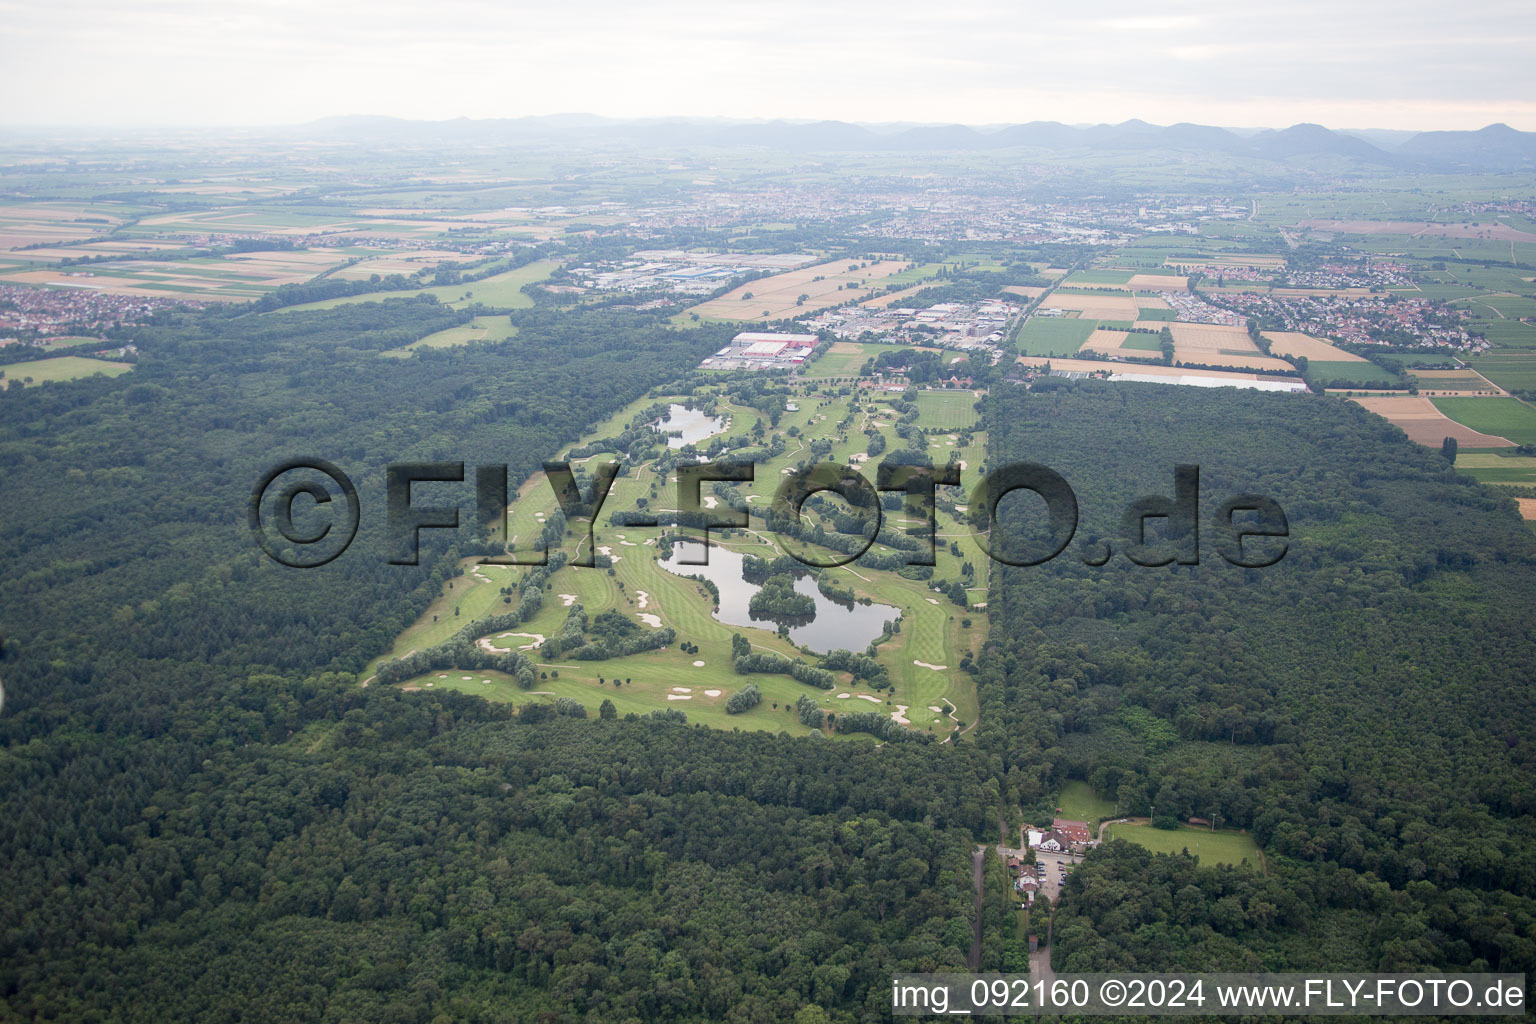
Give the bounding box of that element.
[4,0,1534,131]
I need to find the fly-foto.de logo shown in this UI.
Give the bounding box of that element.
[249,458,1288,570]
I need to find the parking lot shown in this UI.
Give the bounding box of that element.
[1034,850,1083,903]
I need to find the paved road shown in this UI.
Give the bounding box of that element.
[968,846,985,970]
[1029,911,1055,986]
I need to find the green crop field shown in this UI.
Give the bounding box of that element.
[1376,353,1464,369]
[1472,352,1536,393]
[1016,317,1097,356]
[1,356,132,388]
[1433,397,1536,445]
[1134,306,1178,321]
[913,389,980,428]
[1454,453,1536,485]
[1120,333,1163,351]
[1469,319,1536,349]
[1105,823,1264,870]
[1305,360,1401,385]
[1055,781,1116,827]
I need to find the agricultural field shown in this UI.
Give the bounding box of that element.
[1471,351,1536,393]
[1260,331,1366,363]
[1064,269,1187,291]
[1001,285,1048,300]
[1305,361,1403,386]
[1018,355,1305,390]
[1454,453,1536,487]
[0,356,132,388]
[1149,321,1295,373]
[0,201,142,250]
[1041,292,1144,320]
[0,249,353,301]
[373,377,988,739]
[1065,269,1135,286]
[1015,317,1097,356]
[684,258,912,321]
[1351,396,1514,447]
[1076,329,1133,357]
[1409,369,1498,393]
[1432,397,1536,446]
[1105,822,1264,870]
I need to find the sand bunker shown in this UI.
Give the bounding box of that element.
[702,496,718,509]
[667,694,693,700]
[692,660,706,667]
[913,660,947,671]
[559,593,577,606]
[891,705,911,725]
[854,694,881,703]
[638,613,663,628]
[704,689,722,697]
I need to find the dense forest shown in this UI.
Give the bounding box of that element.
[4,297,1536,1021]
[0,300,1002,1022]
[977,381,1536,974]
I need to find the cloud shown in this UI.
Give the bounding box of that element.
[0,0,1531,129]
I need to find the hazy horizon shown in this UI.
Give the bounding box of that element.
[4,0,1533,132]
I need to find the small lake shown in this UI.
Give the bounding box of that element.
[654,404,727,449]
[658,540,898,653]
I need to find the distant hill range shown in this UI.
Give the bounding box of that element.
[298,114,1536,171]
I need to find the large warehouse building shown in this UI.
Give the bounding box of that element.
[698,332,820,370]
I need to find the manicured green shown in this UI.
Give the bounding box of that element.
[913,389,980,428]
[371,378,987,735]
